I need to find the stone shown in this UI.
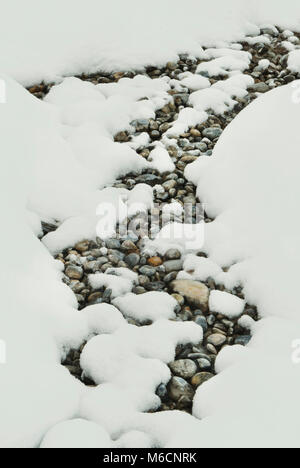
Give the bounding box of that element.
[195,316,208,333]
[202,127,222,140]
[124,253,140,268]
[168,377,194,403]
[164,272,178,283]
[172,293,185,306]
[169,359,197,379]
[147,256,163,267]
[75,240,89,253]
[164,259,183,273]
[249,82,269,93]
[105,238,121,249]
[156,383,168,402]
[235,335,251,346]
[197,358,212,371]
[65,265,83,280]
[165,249,181,260]
[171,280,209,310]
[145,282,165,291]
[191,372,214,388]
[121,240,138,252]
[207,333,227,347]
[139,266,156,277]
[190,128,201,137]
[88,292,103,304]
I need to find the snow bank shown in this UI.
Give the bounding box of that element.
[0,76,88,447]
[183,82,300,447]
[1,0,300,86]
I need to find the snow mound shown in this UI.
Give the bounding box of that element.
[209,290,245,319]
[113,292,177,323]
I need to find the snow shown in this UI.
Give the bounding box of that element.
[112,292,177,323]
[3,0,300,450]
[149,145,175,173]
[89,273,134,299]
[209,290,245,319]
[40,419,112,448]
[177,254,224,283]
[288,50,300,73]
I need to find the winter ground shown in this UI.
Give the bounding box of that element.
[1,0,300,449]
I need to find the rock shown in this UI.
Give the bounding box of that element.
[88,292,103,304]
[124,253,140,268]
[121,240,138,252]
[163,180,177,191]
[165,249,181,260]
[164,259,183,273]
[171,280,209,310]
[197,358,212,371]
[156,383,168,402]
[139,266,156,277]
[190,128,201,137]
[202,127,222,140]
[249,82,269,93]
[147,256,163,267]
[235,335,251,346]
[145,282,165,291]
[105,238,121,249]
[206,343,217,355]
[168,377,194,404]
[191,372,214,388]
[164,271,178,283]
[172,293,185,306]
[75,240,89,253]
[136,174,161,185]
[114,131,129,142]
[207,333,227,347]
[65,265,83,280]
[195,316,208,333]
[169,359,197,379]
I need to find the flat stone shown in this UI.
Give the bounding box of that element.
[169,359,197,379]
[171,280,209,310]
[164,259,183,273]
[105,238,121,249]
[202,127,222,140]
[250,82,269,93]
[139,266,156,277]
[207,333,227,347]
[191,372,214,388]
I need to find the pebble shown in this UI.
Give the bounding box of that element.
[65,265,83,280]
[169,359,197,379]
[147,256,163,267]
[207,333,227,347]
[195,316,208,333]
[75,240,89,253]
[191,372,214,388]
[156,383,168,402]
[165,249,181,260]
[124,253,140,268]
[171,280,209,310]
[168,377,194,405]
[139,266,156,277]
[163,259,184,273]
[197,358,212,371]
[235,335,251,346]
[105,238,121,249]
[202,127,222,140]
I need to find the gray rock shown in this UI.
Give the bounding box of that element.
[124,253,140,268]
[165,249,181,260]
[156,383,168,402]
[195,316,208,333]
[163,259,183,273]
[197,358,211,371]
[235,335,251,346]
[202,127,222,140]
[169,359,197,379]
[139,266,156,277]
[168,377,195,403]
[249,82,269,93]
[105,238,121,249]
